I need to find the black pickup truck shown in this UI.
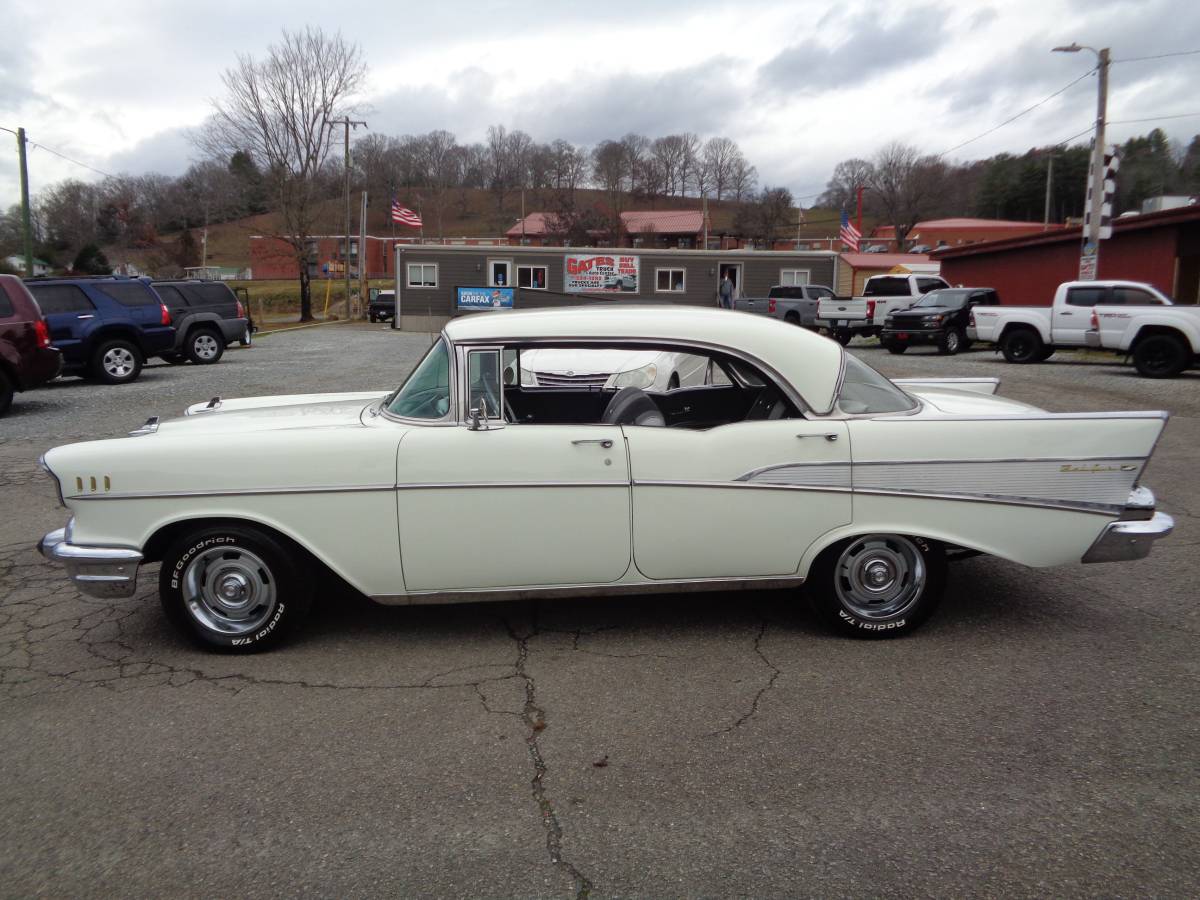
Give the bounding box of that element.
[880,287,1000,355]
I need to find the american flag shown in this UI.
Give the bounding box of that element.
[391,199,423,227]
[839,210,860,251]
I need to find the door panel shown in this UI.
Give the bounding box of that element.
[625,420,852,580]
[396,425,631,591]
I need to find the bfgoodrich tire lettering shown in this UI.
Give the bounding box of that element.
[808,534,946,638]
[159,525,313,651]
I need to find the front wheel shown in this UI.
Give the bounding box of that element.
[159,525,314,651]
[1000,327,1044,364]
[1133,333,1189,378]
[808,534,945,638]
[938,327,965,355]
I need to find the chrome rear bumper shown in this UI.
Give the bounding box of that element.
[37,523,143,599]
[1082,488,1174,563]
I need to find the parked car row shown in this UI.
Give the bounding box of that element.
[0,275,253,416]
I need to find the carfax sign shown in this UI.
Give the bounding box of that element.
[457,286,514,310]
[563,253,639,294]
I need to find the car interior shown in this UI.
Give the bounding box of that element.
[482,344,801,429]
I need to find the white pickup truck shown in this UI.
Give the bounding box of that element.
[816,273,950,344]
[968,280,1198,376]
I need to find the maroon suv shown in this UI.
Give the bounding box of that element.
[0,273,62,416]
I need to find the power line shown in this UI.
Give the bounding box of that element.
[1113,49,1200,63]
[27,140,115,179]
[1109,111,1200,125]
[936,67,1096,158]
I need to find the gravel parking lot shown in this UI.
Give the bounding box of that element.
[1,322,1197,897]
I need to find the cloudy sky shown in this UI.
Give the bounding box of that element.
[2,0,1197,206]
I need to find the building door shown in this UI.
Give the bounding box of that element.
[718,262,743,305]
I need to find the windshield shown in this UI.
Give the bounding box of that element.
[386,339,451,419]
[837,355,918,415]
[911,289,970,308]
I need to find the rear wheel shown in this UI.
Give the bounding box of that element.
[808,534,945,638]
[186,327,225,365]
[1000,327,1044,364]
[239,325,253,347]
[1133,333,1189,378]
[832,329,853,346]
[784,311,800,326]
[0,369,13,416]
[91,339,143,384]
[159,525,314,652]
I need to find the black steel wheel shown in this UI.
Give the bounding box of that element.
[1000,327,1044,364]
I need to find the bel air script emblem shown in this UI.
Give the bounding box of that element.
[1060,463,1138,473]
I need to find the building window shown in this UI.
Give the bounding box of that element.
[656,268,686,293]
[488,259,512,287]
[407,263,438,288]
[518,265,548,290]
[780,268,810,286]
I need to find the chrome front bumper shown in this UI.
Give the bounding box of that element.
[37,523,143,599]
[1082,487,1174,563]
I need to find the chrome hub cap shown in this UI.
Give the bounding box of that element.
[103,347,136,377]
[194,335,219,359]
[835,535,925,620]
[182,547,276,636]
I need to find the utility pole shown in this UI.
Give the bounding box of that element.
[16,128,34,276]
[1053,43,1109,279]
[1043,154,1054,230]
[359,190,368,314]
[330,116,366,320]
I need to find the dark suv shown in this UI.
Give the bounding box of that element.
[0,275,62,415]
[881,287,1000,355]
[25,277,175,384]
[149,280,250,365]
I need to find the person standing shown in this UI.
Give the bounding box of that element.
[718,271,734,309]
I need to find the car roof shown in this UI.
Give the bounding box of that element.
[444,305,844,413]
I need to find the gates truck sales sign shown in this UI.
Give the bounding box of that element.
[564,253,639,294]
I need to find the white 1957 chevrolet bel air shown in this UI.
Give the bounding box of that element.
[38,306,1173,651]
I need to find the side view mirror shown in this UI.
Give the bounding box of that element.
[468,401,490,431]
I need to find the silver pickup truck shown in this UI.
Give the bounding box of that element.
[735,284,839,328]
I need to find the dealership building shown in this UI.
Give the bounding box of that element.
[388,244,840,332]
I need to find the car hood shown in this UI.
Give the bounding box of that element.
[890,306,954,316]
[151,391,391,435]
[906,386,1044,416]
[520,348,659,375]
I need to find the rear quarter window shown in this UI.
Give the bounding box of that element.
[96,283,159,307]
[28,284,95,314]
[0,287,13,318]
[863,277,912,297]
[154,284,188,306]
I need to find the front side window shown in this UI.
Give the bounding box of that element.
[912,289,970,308]
[916,277,948,294]
[1111,287,1163,306]
[386,339,450,419]
[837,355,918,415]
[407,263,438,288]
[1067,287,1107,307]
[517,265,548,289]
[27,284,94,314]
[656,268,686,292]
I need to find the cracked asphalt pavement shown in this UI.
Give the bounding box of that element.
[1,323,1197,897]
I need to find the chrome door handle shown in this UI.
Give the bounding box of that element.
[572,439,613,448]
[77,314,95,319]
[798,433,838,442]
[1060,312,1072,316]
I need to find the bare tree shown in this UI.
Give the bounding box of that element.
[679,132,702,196]
[198,26,365,320]
[702,137,739,200]
[733,186,794,245]
[817,158,875,211]
[620,133,650,195]
[865,142,945,247]
[652,135,688,196]
[730,155,758,201]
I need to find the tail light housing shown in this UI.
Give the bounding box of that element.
[1090,309,1100,331]
[35,319,51,348]
[160,304,171,326]
[969,310,976,327]
[768,298,776,314]
[236,299,246,318]
[865,300,876,321]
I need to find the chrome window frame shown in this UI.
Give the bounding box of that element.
[457,344,506,428]
[379,335,458,426]
[453,335,816,419]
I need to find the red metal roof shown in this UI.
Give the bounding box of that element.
[840,253,932,268]
[933,203,1200,259]
[505,213,564,237]
[620,210,706,234]
[874,218,1047,237]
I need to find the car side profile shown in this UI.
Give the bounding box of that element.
[0,274,62,416]
[24,277,174,384]
[38,306,1173,652]
[150,279,250,365]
